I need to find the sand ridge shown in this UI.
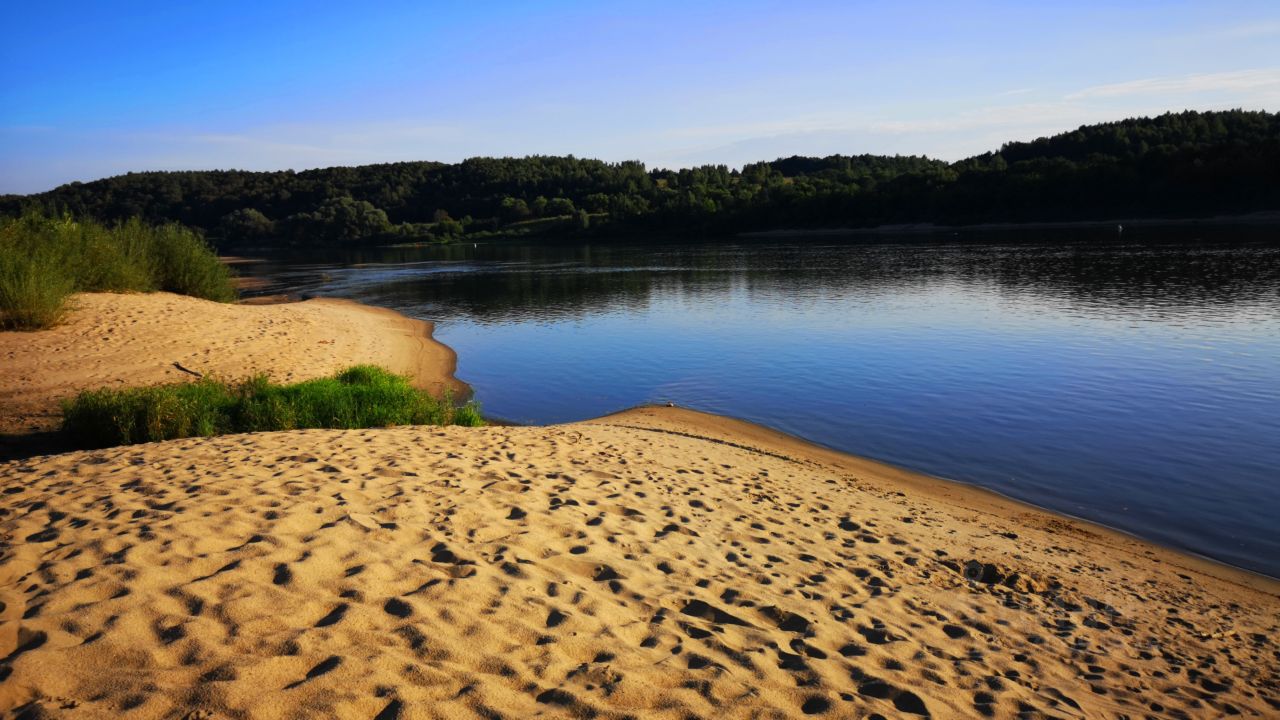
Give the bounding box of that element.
[0,292,467,436]
[1,409,1276,719]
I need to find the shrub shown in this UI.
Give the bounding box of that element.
[0,244,76,329]
[61,365,484,448]
[61,380,238,448]
[0,212,237,330]
[69,218,155,293]
[150,222,237,302]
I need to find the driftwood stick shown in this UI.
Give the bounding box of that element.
[172,362,204,378]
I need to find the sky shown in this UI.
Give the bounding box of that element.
[2,0,1278,194]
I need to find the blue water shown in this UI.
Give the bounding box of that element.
[242,231,1280,576]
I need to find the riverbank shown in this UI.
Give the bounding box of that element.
[0,292,466,438]
[1,406,1276,718]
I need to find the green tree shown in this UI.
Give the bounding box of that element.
[285,197,389,244]
[6,110,1276,241]
[547,197,576,216]
[430,210,464,240]
[218,208,275,243]
[499,196,531,223]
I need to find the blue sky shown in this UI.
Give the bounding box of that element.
[2,0,1278,193]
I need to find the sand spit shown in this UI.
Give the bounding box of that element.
[0,293,466,436]
[1,408,1276,719]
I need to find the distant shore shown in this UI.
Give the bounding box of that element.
[739,210,1280,238]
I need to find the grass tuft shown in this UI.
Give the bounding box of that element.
[62,365,483,448]
[0,211,236,330]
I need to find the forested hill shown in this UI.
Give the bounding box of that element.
[4,110,1278,247]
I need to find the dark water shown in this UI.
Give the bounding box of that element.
[239,230,1280,577]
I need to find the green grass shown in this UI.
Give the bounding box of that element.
[0,244,76,329]
[62,378,239,448]
[62,365,483,449]
[0,212,236,330]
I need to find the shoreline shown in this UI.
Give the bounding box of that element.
[589,405,1280,594]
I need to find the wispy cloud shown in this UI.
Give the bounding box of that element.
[6,64,1279,193]
[1210,20,1280,39]
[116,121,470,171]
[186,133,339,157]
[660,113,862,141]
[653,67,1280,168]
[1066,68,1280,100]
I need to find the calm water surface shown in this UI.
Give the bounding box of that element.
[241,230,1280,577]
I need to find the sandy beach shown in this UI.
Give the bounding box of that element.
[0,292,466,437]
[1,295,1277,718]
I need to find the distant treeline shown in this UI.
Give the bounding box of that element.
[3,110,1278,247]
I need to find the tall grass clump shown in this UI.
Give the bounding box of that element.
[0,242,76,329]
[0,211,236,330]
[62,365,483,448]
[149,221,237,302]
[61,380,239,448]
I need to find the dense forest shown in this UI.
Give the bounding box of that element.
[3,110,1277,248]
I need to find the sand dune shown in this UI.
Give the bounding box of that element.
[0,292,465,436]
[2,407,1276,718]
